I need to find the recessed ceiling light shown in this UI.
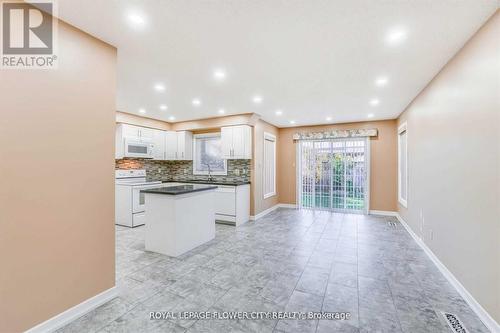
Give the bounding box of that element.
[159,104,168,110]
[213,69,226,81]
[168,116,175,121]
[252,95,263,104]
[326,116,332,121]
[138,108,146,114]
[367,113,375,118]
[127,13,146,27]
[289,120,296,125]
[192,99,201,106]
[275,110,283,116]
[218,109,225,114]
[375,77,388,87]
[386,28,407,45]
[370,99,380,106]
[154,83,165,92]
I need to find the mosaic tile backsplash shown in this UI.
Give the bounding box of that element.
[115,158,251,183]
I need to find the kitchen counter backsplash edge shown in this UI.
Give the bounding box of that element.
[115,158,251,183]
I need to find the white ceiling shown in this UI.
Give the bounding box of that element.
[51,0,497,127]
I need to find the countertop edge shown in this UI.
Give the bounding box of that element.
[141,185,218,195]
[161,180,251,186]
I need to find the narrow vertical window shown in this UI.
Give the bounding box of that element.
[263,132,276,198]
[398,122,408,207]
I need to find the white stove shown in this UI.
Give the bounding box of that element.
[115,170,163,227]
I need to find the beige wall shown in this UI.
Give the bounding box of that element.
[278,120,398,211]
[251,120,280,215]
[397,11,500,323]
[116,111,171,130]
[0,21,117,332]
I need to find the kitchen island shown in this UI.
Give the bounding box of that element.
[141,184,217,257]
[162,180,251,226]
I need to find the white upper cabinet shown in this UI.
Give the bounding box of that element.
[118,124,153,142]
[115,124,193,161]
[221,125,252,159]
[177,131,193,160]
[138,127,154,142]
[151,129,166,160]
[164,130,193,160]
[121,124,141,139]
[165,131,178,160]
[116,124,158,159]
[221,126,233,159]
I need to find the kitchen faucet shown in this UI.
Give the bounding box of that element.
[204,162,214,182]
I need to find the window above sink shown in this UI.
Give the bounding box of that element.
[193,133,227,175]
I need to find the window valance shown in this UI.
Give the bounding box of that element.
[292,128,378,141]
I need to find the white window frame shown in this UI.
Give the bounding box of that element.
[263,132,277,199]
[398,122,408,208]
[192,133,227,176]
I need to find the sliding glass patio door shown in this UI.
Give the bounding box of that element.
[298,138,369,213]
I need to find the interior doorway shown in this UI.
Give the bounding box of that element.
[297,138,370,213]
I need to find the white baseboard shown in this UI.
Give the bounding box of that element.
[369,210,398,216]
[250,204,279,221]
[395,214,500,333]
[278,203,297,209]
[26,286,118,333]
[250,203,298,221]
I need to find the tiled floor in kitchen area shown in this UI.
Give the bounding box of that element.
[57,209,489,333]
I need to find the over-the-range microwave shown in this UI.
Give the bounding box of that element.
[123,138,154,158]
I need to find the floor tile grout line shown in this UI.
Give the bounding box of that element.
[271,209,316,332]
[316,213,343,333]
[356,214,361,332]
[61,209,488,333]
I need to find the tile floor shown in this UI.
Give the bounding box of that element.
[57,208,489,333]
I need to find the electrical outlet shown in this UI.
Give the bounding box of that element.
[429,229,433,241]
[234,169,240,176]
[158,167,162,172]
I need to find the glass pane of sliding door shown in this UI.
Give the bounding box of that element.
[298,138,368,213]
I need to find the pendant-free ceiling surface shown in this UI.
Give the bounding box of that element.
[46,0,497,127]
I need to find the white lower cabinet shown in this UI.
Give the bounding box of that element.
[215,186,237,216]
[167,183,250,226]
[214,184,250,226]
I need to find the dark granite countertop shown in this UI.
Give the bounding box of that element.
[141,184,218,195]
[162,180,251,186]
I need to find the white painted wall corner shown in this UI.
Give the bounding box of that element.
[394,214,500,333]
